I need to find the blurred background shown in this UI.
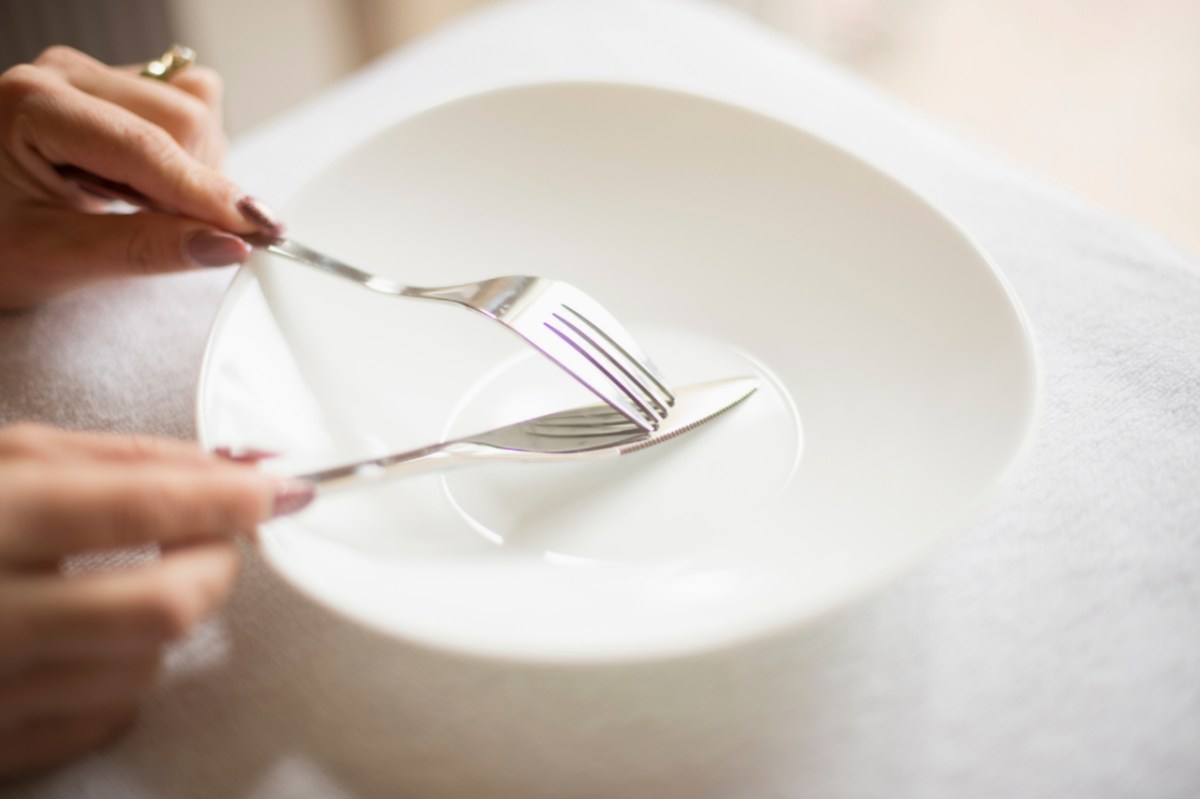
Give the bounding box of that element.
[0,0,1196,255]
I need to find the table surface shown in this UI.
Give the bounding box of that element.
[2,1,1198,797]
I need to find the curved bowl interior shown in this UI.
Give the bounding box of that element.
[198,82,1037,662]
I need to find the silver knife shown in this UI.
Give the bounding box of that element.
[299,376,758,491]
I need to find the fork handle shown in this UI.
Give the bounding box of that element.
[53,166,484,309]
[253,236,415,296]
[52,165,423,299]
[252,235,505,308]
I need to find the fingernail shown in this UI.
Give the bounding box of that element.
[185,230,251,267]
[271,479,316,519]
[214,446,280,463]
[237,196,285,237]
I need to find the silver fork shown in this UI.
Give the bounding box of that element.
[50,165,675,433]
[247,235,675,432]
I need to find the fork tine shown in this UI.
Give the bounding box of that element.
[548,307,675,423]
[547,313,668,423]
[547,311,681,429]
[559,302,675,408]
[542,322,664,431]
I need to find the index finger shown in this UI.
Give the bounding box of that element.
[0,462,312,567]
[0,423,213,466]
[1,68,263,233]
[34,48,224,167]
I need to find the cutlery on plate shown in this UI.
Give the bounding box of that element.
[295,376,758,492]
[56,165,675,433]
[246,234,674,433]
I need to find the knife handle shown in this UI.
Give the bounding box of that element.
[294,440,529,492]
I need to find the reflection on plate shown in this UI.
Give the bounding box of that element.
[197,82,1037,662]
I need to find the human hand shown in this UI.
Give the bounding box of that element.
[0,46,283,311]
[0,424,312,779]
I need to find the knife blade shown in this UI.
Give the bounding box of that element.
[298,376,758,492]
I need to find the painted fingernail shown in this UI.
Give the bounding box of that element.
[185,230,251,267]
[214,446,280,463]
[271,479,316,519]
[237,196,285,237]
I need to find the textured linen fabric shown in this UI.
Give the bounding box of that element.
[2,1,1198,797]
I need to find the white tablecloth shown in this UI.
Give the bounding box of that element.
[3,1,1198,797]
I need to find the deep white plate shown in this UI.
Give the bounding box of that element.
[198,82,1037,663]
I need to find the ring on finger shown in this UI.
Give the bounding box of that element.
[140,44,196,82]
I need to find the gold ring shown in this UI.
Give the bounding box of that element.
[141,44,196,81]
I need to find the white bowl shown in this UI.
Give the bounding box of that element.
[198,82,1037,663]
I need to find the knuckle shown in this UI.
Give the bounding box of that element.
[0,63,41,92]
[104,475,195,544]
[0,64,48,110]
[108,479,177,538]
[173,483,245,537]
[181,66,222,105]
[124,121,176,165]
[33,45,86,69]
[168,98,211,153]
[120,213,186,275]
[123,221,165,275]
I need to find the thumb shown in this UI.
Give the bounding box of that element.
[1,205,249,307]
